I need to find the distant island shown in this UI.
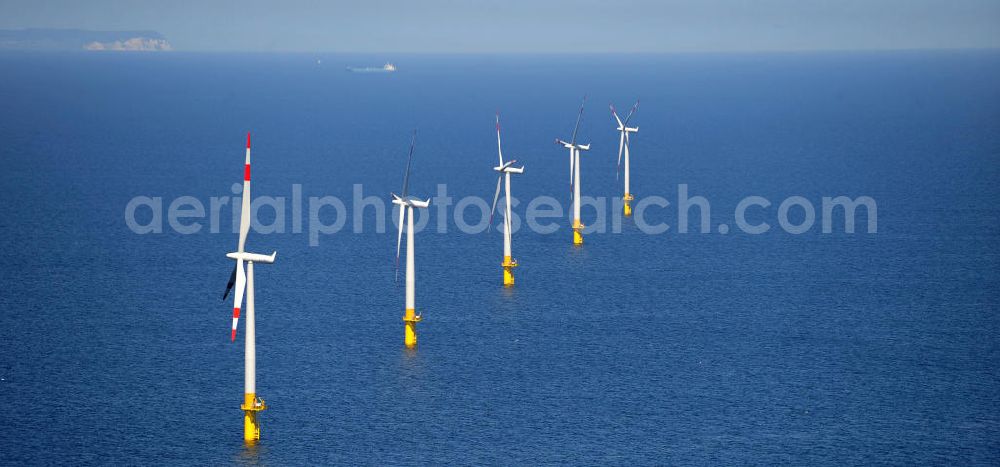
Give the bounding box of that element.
[0,28,172,51]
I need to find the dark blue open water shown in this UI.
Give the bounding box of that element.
[1,51,998,464]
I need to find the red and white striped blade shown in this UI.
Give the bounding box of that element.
[237,132,252,253]
[231,259,246,341]
[496,113,504,166]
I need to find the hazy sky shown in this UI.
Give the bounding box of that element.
[1,0,998,52]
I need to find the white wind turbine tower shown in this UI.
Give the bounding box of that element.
[392,131,430,349]
[489,113,525,286]
[611,100,639,216]
[220,132,276,443]
[555,96,590,245]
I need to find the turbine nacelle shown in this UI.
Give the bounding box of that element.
[617,125,639,133]
[555,139,591,151]
[494,165,524,174]
[493,160,524,173]
[392,193,430,208]
[226,251,277,264]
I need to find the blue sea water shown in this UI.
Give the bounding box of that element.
[0,50,998,464]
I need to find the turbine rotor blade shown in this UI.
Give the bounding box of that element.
[238,132,252,252]
[489,175,502,231]
[496,113,504,166]
[401,130,416,198]
[570,95,587,145]
[569,148,575,198]
[623,99,639,127]
[617,131,625,181]
[222,264,237,300]
[625,132,632,160]
[231,259,246,342]
[395,205,405,283]
[610,104,623,128]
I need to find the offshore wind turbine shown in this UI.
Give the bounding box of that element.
[392,131,430,348]
[490,113,524,286]
[221,132,277,443]
[555,97,591,245]
[611,100,639,216]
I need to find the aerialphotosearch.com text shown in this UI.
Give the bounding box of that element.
[124,183,878,246]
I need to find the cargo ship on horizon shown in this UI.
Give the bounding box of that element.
[346,62,396,73]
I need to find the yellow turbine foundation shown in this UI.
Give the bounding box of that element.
[623,193,634,217]
[403,308,421,348]
[572,220,584,245]
[502,256,518,286]
[241,393,266,442]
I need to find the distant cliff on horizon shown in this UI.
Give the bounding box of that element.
[0,28,172,51]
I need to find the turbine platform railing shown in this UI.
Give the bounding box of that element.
[241,396,267,412]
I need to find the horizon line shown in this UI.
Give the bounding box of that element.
[4,46,999,56]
